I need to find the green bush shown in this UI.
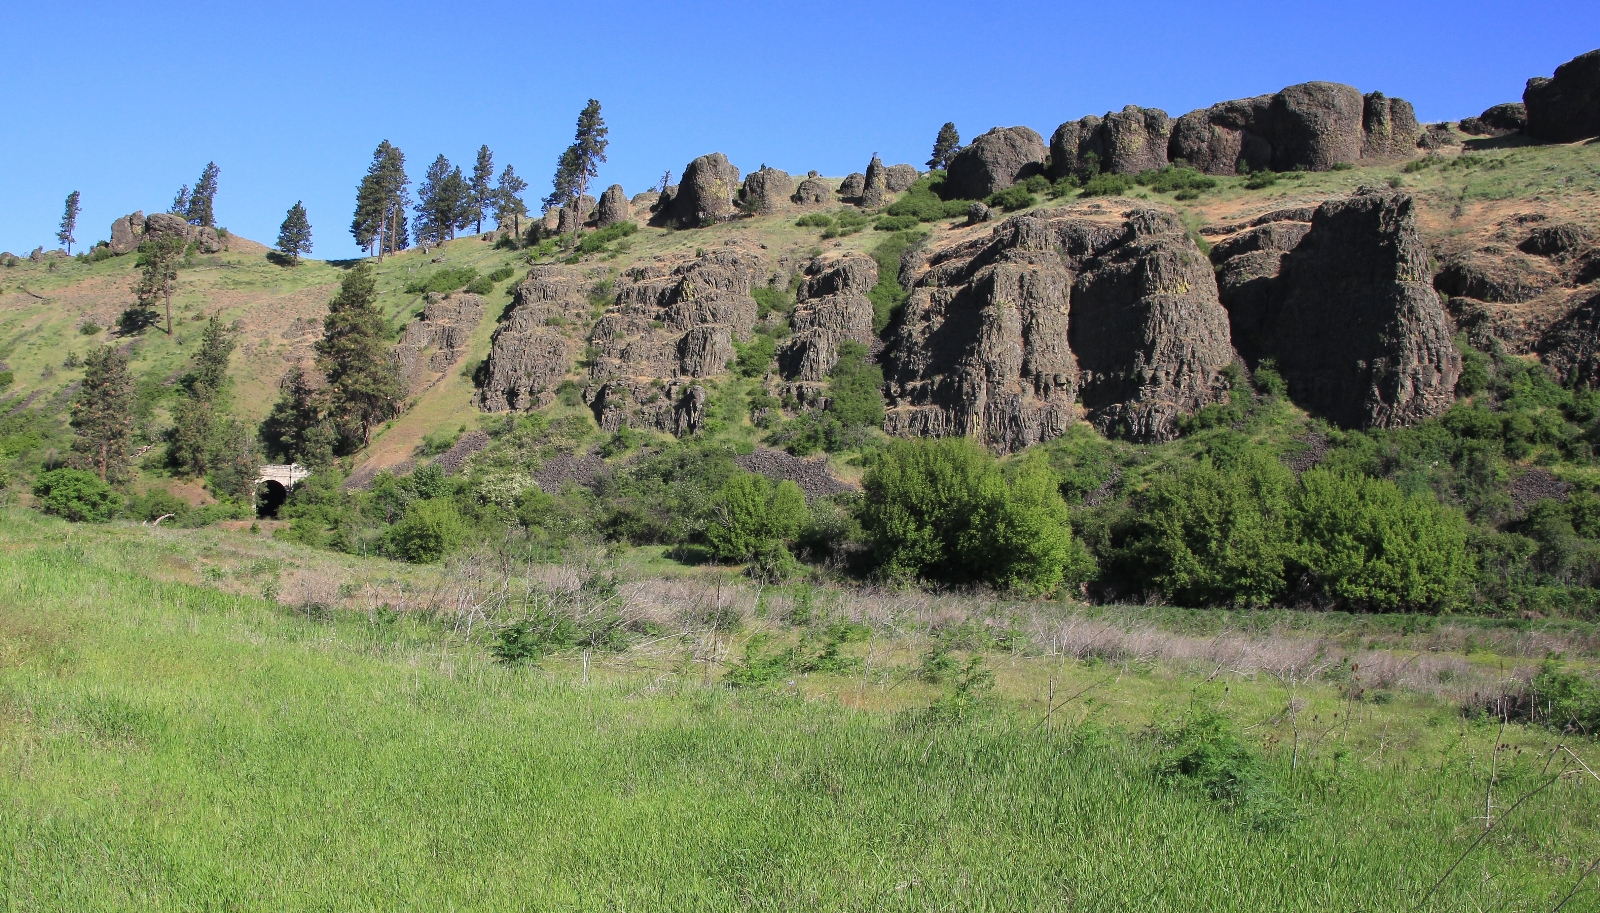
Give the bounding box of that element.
[574,221,637,255]
[464,276,494,295]
[704,473,807,562]
[124,488,188,523]
[751,286,791,319]
[732,335,777,378]
[384,498,466,562]
[1134,166,1219,195]
[874,214,921,232]
[1243,170,1279,189]
[403,267,479,295]
[1253,359,1287,397]
[868,230,924,333]
[986,185,1037,212]
[821,210,870,239]
[794,214,834,228]
[858,438,1087,595]
[486,265,516,283]
[1456,338,1491,396]
[826,341,884,429]
[0,370,12,388]
[1529,659,1600,735]
[32,468,121,522]
[884,174,972,222]
[1048,176,1082,198]
[1080,172,1135,197]
[78,322,101,335]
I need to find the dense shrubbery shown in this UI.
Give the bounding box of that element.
[884,173,973,222]
[404,267,478,295]
[32,469,120,522]
[1080,172,1135,197]
[986,185,1037,211]
[572,221,637,255]
[1134,166,1218,199]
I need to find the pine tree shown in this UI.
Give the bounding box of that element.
[379,144,410,256]
[315,263,403,450]
[468,145,495,235]
[186,162,220,227]
[57,191,80,254]
[414,155,452,247]
[352,142,410,259]
[170,185,191,215]
[442,166,470,239]
[928,123,961,171]
[276,201,313,265]
[133,233,184,335]
[69,346,135,483]
[544,100,608,238]
[261,363,336,467]
[167,316,237,478]
[494,164,528,236]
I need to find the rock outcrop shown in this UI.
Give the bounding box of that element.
[792,172,830,205]
[395,293,486,391]
[1210,189,1460,429]
[1460,103,1527,136]
[778,254,878,388]
[109,212,144,255]
[837,172,866,200]
[1538,288,1600,387]
[596,185,630,227]
[740,167,793,214]
[862,156,888,208]
[143,212,192,241]
[885,164,919,192]
[629,191,660,212]
[1524,48,1600,142]
[1049,106,1171,177]
[1170,82,1416,175]
[1435,213,1600,355]
[944,126,1047,200]
[478,269,589,411]
[884,207,1234,450]
[669,153,741,227]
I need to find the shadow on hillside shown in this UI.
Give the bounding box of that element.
[1461,133,1542,151]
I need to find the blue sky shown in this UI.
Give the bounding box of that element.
[1,1,1594,259]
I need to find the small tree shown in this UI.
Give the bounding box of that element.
[928,122,961,170]
[167,316,237,478]
[315,263,404,450]
[57,191,80,254]
[468,145,495,235]
[133,233,185,335]
[705,473,807,561]
[260,362,336,467]
[186,161,220,227]
[170,184,191,215]
[494,164,528,236]
[544,100,609,240]
[68,345,136,483]
[276,201,313,265]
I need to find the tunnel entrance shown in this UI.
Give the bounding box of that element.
[256,479,288,519]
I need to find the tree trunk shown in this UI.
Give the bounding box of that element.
[165,291,172,335]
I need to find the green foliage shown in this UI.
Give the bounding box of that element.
[821,210,871,239]
[413,155,469,245]
[276,201,313,265]
[1253,358,1287,397]
[351,140,410,256]
[927,122,961,171]
[1134,166,1219,197]
[751,286,790,320]
[859,438,1086,594]
[1155,707,1291,828]
[573,221,637,255]
[1455,336,1491,396]
[69,346,135,484]
[486,265,516,283]
[884,173,972,222]
[1529,659,1600,735]
[732,335,776,378]
[724,624,868,687]
[32,468,120,522]
[592,440,740,545]
[185,162,220,228]
[403,266,479,295]
[384,498,466,563]
[826,341,883,429]
[704,473,807,562]
[316,263,404,450]
[868,230,924,333]
[1243,170,1280,189]
[985,185,1037,212]
[794,213,834,228]
[0,370,11,388]
[1080,172,1135,197]
[873,214,920,232]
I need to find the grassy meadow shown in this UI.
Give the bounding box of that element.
[2,509,1599,911]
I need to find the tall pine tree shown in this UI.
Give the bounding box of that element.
[352,141,409,259]
[261,363,336,467]
[133,233,184,335]
[170,185,191,215]
[167,315,236,478]
[69,346,135,483]
[186,162,220,227]
[468,145,495,235]
[928,123,961,170]
[57,191,80,254]
[414,155,468,246]
[494,164,528,236]
[276,201,313,265]
[315,263,403,450]
[544,100,608,238]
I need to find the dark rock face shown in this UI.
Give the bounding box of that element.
[143,212,192,241]
[1538,288,1600,386]
[862,156,888,208]
[479,269,589,411]
[670,153,741,226]
[884,208,1234,450]
[966,202,995,225]
[596,184,630,227]
[1170,82,1411,174]
[109,212,144,255]
[792,174,830,205]
[741,167,792,214]
[1050,106,1171,177]
[1417,123,1462,149]
[837,172,866,200]
[944,126,1047,199]
[1361,92,1422,157]
[395,293,486,391]
[1438,214,1600,355]
[885,164,919,192]
[1525,48,1600,142]
[630,191,660,212]
[1211,189,1460,429]
[1436,250,1562,304]
[1460,102,1527,136]
[778,254,878,385]
[734,448,854,501]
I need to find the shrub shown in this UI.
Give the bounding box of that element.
[821,210,870,239]
[795,213,834,228]
[404,266,478,295]
[751,286,791,319]
[874,214,920,232]
[1154,707,1292,829]
[884,174,972,222]
[486,265,516,282]
[1529,659,1600,735]
[78,322,101,335]
[986,185,1037,212]
[704,473,807,561]
[32,468,121,522]
[1243,170,1279,189]
[384,498,465,562]
[0,370,11,388]
[1456,340,1491,396]
[464,276,494,295]
[732,335,777,378]
[574,221,637,255]
[1047,176,1082,198]
[1079,172,1135,197]
[124,488,188,523]
[868,230,924,333]
[1134,166,1218,195]
[826,341,884,429]
[1253,358,1287,397]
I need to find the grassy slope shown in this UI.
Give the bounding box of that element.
[2,510,1600,910]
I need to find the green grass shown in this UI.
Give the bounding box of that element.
[2,511,1599,910]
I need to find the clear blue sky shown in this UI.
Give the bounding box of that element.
[2,1,1595,259]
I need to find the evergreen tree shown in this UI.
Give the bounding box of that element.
[167,316,237,478]
[467,145,494,235]
[928,123,961,170]
[170,184,191,215]
[260,363,336,467]
[414,154,468,247]
[69,346,135,483]
[276,201,313,265]
[442,166,470,238]
[494,164,528,236]
[351,141,409,259]
[379,143,410,256]
[133,233,184,335]
[315,263,403,450]
[544,100,608,236]
[57,191,80,254]
[186,161,220,227]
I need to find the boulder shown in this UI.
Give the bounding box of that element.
[837,172,866,200]
[740,167,793,214]
[1417,123,1462,149]
[195,226,223,254]
[1538,288,1600,386]
[540,208,561,233]
[1170,82,1401,174]
[28,247,44,262]
[792,174,830,206]
[1361,91,1422,158]
[1459,102,1527,136]
[1049,106,1171,178]
[143,211,192,241]
[109,212,145,255]
[778,254,879,382]
[862,156,888,208]
[944,126,1047,199]
[557,205,581,234]
[630,191,661,212]
[884,207,1234,450]
[966,202,995,225]
[1524,48,1600,142]
[1210,189,1460,429]
[885,164,919,192]
[670,153,741,226]
[596,184,630,227]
